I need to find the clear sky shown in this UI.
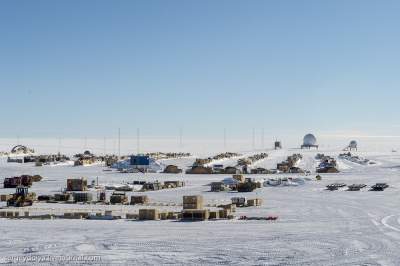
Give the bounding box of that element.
[1,0,400,139]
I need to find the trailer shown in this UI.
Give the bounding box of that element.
[370,183,389,191]
[239,216,278,221]
[347,184,367,191]
[326,183,346,191]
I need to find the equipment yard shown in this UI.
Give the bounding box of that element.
[1,145,400,265]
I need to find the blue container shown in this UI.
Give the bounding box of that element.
[130,155,150,166]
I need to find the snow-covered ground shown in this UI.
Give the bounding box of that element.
[1,143,400,265]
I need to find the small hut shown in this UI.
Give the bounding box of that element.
[274,141,282,150]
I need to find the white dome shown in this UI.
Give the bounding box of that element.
[303,134,317,146]
[349,140,358,148]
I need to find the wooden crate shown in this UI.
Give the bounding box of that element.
[167,212,178,220]
[110,195,128,204]
[54,194,70,201]
[0,195,12,202]
[126,213,138,219]
[64,213,80,219]
[73,192,93,203]
[139,209,159,220]
[218,204,236,213]
[159,212,168,220]
[209,211,219,219]
[183,195,203,204]
[67,178,87,191]
[130,195,149,205]
[247,198,263,207]
[74,212,89,219]
[219,209,231,219]
[181,209,209,221]
[183,195,203,210]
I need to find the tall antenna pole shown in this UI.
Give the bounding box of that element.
[118,128,121,158]
[261,128,265,149]
[136,128,140,154]
[58,137,61,154]
[103,137,106,156]
[179,127,183,149]
[223,128,227,150]
[252,128,255,151]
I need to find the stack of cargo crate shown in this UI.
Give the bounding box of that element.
[67,178,88,191]
[218,203,236,213]
[182,209,209,221]
[130,195,149,205]
[110,192,128,205]
[167,212,179,220]
[54,193,70,202]
[73,192,93,203]
[126,213,138,219]
[74,212,89,219]
[219,209,229,219]
[3,176,33,188]
[247,198,263,207]
[181,195,209,221]
[138,209,159,220]
[183,195,203,209]
[209,210,220,219]
[159,212,168,220]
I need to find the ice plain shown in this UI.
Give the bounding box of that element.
[1,138,400,265]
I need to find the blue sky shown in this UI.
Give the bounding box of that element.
[1,0,400,139]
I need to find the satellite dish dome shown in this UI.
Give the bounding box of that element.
[303,134,317,146]
[349,140,358,148]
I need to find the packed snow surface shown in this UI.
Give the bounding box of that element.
[1,146,400,265]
